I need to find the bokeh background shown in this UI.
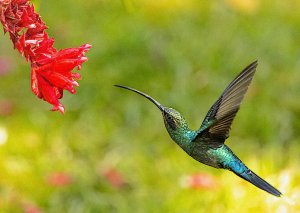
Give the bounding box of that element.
[1,0,300,212]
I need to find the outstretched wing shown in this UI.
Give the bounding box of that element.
[193,60,258,143]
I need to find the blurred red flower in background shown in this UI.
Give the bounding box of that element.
[23,204,43,213]
[0,99,14,116]
[0,0,91,113]
[47,172,73,187]
[180,173,218,190]
[103,168,127,189]
[0,57,13,76]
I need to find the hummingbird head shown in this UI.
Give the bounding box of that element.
[114,85,189,133]
[161,107,188,132]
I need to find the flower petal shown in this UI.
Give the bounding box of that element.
[1,0,91,113]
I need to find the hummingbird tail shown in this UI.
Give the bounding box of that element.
[233,169,282,197]
[220,145,281,197]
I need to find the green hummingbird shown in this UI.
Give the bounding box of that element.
[115,60,281,197]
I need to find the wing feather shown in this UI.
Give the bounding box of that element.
[194,60,258,142]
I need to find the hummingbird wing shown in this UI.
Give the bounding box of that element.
[193,60,258,142]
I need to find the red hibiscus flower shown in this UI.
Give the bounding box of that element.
[0,0,91,113]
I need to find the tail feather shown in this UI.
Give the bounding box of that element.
[234,169,282,197]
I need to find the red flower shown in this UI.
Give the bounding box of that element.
[180,173,218,190]
[0,0,91,113]
[23,204,43,213]
[0,57,13,76]
[0,99,14,115]
[103,168,127,189]
[47,172,73,187]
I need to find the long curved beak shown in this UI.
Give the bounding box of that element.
[114,85,165,112]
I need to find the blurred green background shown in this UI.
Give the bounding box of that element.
[1,0,300,212]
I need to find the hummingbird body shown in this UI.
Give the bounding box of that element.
[163,110,250,178]
[162,107,248,174]
[115,60,282,197]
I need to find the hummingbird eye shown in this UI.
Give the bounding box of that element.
[166,114,177,130]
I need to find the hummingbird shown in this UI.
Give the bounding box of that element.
[115,60,282,197]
